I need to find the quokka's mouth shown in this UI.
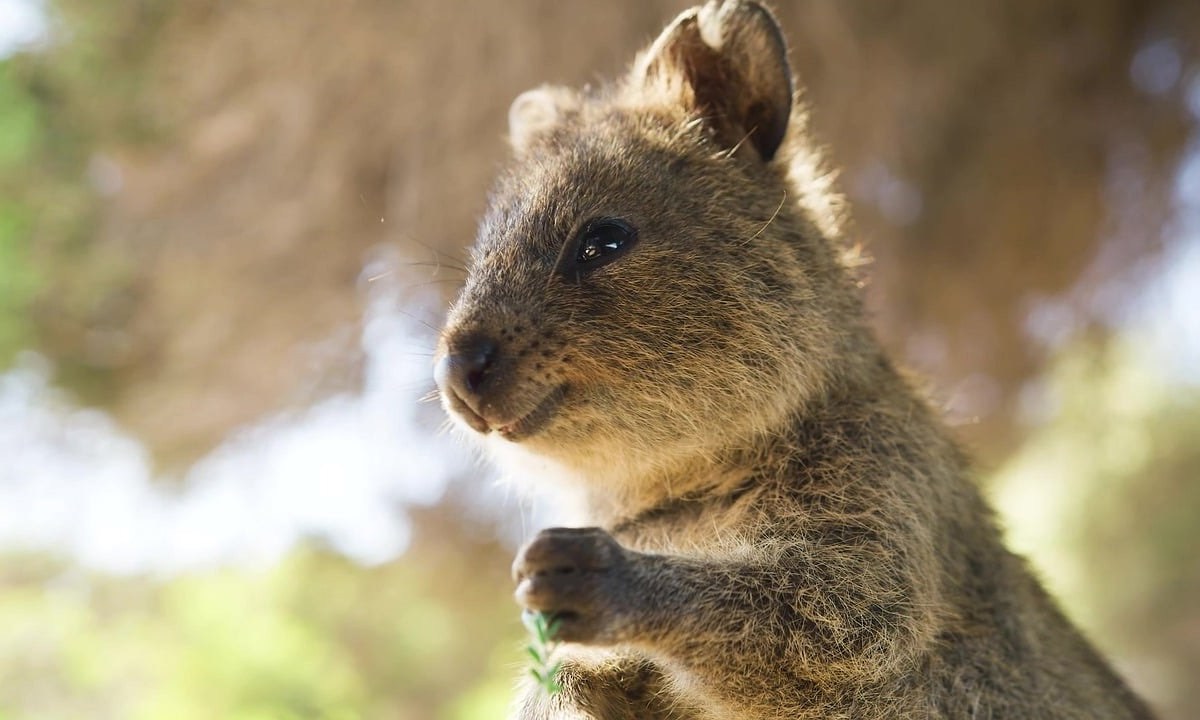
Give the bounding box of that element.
[495,385,569,441]
[442,383,568,441]
[442,386,490,434]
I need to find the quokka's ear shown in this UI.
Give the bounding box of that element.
[633,0,793,162]
[507,85,577,155]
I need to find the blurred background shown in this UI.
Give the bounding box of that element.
[0,0,1197,718]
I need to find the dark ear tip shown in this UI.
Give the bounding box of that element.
[717,0,794,90]
[638,0,794,162]
[703,0,794,161]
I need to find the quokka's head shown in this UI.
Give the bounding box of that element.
[436,1,859,487]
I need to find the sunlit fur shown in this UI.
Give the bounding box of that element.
[436,2,1155,718]
[444,99,857,517]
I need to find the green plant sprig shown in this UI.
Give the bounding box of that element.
[523,611,563,696]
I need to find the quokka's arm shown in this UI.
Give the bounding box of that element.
[513,526,939,701]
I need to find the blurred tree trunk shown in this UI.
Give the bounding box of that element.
[24,0,1196,466]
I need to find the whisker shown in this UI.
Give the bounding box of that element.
[718,128,756,160]
[741,189,787,246]
[390,308,442,333]
[398,234,471,275]
[403,260,469,275]
[398,277,466,292]
[436,417,459,437]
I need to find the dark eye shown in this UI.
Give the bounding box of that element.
[577,221,633,263]
[556,218,638,280]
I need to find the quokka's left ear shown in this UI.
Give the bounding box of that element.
[507,85,579,156]
[631,0,794,162]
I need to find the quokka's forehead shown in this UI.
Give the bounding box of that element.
[478,134,672,250]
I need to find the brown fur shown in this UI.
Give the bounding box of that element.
[433,2,1156,718]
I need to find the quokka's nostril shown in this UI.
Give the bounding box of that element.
[462,339,497,393]
[465,366,487,393]
[438,335,499,400]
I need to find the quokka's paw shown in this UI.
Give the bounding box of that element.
[512,527,637,645]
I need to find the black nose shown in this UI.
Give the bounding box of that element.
[435,335,499,407]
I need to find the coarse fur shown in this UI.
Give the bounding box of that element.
[433,2,1157,718]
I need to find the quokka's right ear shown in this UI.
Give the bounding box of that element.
[631,0,794,162]
[507,85,578,155]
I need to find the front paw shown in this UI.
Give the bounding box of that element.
[513,527,634,644]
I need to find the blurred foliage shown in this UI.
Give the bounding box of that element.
[993,338,1200,719]
[0,60,45,365]
[0,510,523,720]
[0,0,171,395]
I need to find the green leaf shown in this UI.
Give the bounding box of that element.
[522,609,563,697]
